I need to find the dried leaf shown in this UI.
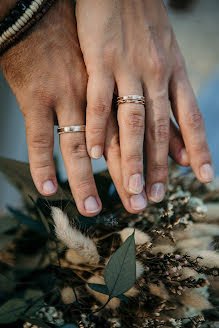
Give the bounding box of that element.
[8,207,48,235]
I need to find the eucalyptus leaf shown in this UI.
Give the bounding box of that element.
[0,216,19,233]
[88,283,129,303]
[0,233,15,251]
[0,298,27,323]
[8,207,48,235]
[104,232,136,299]
[0,273,16,293]
[88,283,109,295]
[0,157,67,201]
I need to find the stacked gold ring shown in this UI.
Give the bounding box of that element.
[117,95,145,105]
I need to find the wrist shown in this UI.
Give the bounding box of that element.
[0,0,18,19]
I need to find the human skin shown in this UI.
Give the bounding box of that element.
[0,0,213,216]
[0,0,103,216]
[76,0,213,205]
[0,0,149,215]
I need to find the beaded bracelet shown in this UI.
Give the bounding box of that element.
[0,0,56,56]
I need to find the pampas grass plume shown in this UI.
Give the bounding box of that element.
[51,207,99,265]
[186,249,219,268]
[149,282,169,300]
[65,249,88,265]
[152,244,175,254]
[206,203,219,221]
[136,260,144,279]
[61,286,76,304]
[176,236,212,252]
[119,228,150,245]
[180,289,211,310]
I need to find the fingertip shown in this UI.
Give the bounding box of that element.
[80,196,102,217]
[199,163,214,183]
[42,179,58,195]
[90,145,103,159]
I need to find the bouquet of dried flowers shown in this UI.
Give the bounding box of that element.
[0,157,218,328]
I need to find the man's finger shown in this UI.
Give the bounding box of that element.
[25,107,57,196]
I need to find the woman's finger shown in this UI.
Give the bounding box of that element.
[25,106,58,196]
[170,66,213,183]
[116,76,145,195]
[169,119,189,166]
[144,90,170,203]
[104,110,147,214]
[86,71,114,159]
[57,100,102,217]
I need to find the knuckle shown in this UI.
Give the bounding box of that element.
[103,42,120,64]
[88,126,104,139]
[76,178,95,196]
[150,163,169,179]
[70,141,88,160]
[151,119,169,142]
[31,160,52,171]
[125,153,143,165]
[30,134,53,150]
[89,99,111,117]
[186,110,203,129]
[126,111,145,130]
[150,50,167,82]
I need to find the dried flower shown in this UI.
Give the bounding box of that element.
[52,207,100,265]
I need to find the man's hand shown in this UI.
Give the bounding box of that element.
[0,0,103,216]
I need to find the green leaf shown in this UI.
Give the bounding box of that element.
[88,283,129,303]
[88,283,109,295]
[24,290,44,316]
[104,232,136,299]
[0,157,67,201]
[0,298,27,323]
[0,273,16,293]
[0,216,19,233]
[8,207,48,235]
[0,234,15,251]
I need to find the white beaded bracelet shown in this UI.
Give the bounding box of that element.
[0,0,44,46]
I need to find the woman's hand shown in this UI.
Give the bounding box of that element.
[0,0,104,216]
[76,0,213,204]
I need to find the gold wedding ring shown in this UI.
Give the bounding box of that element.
[117,95,145,105]
[57,125,86,135]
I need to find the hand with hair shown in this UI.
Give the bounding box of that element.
[76,0,213,208]
[1,0,105,216]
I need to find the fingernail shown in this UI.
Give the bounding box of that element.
[130,192,147,210]
[150,183,165,202]
[84,196,100,213]
[181,148,189,164]
[91,146,102,159]
[129,174,143,194]
[200,164,214,182]
[43,180,56,195]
